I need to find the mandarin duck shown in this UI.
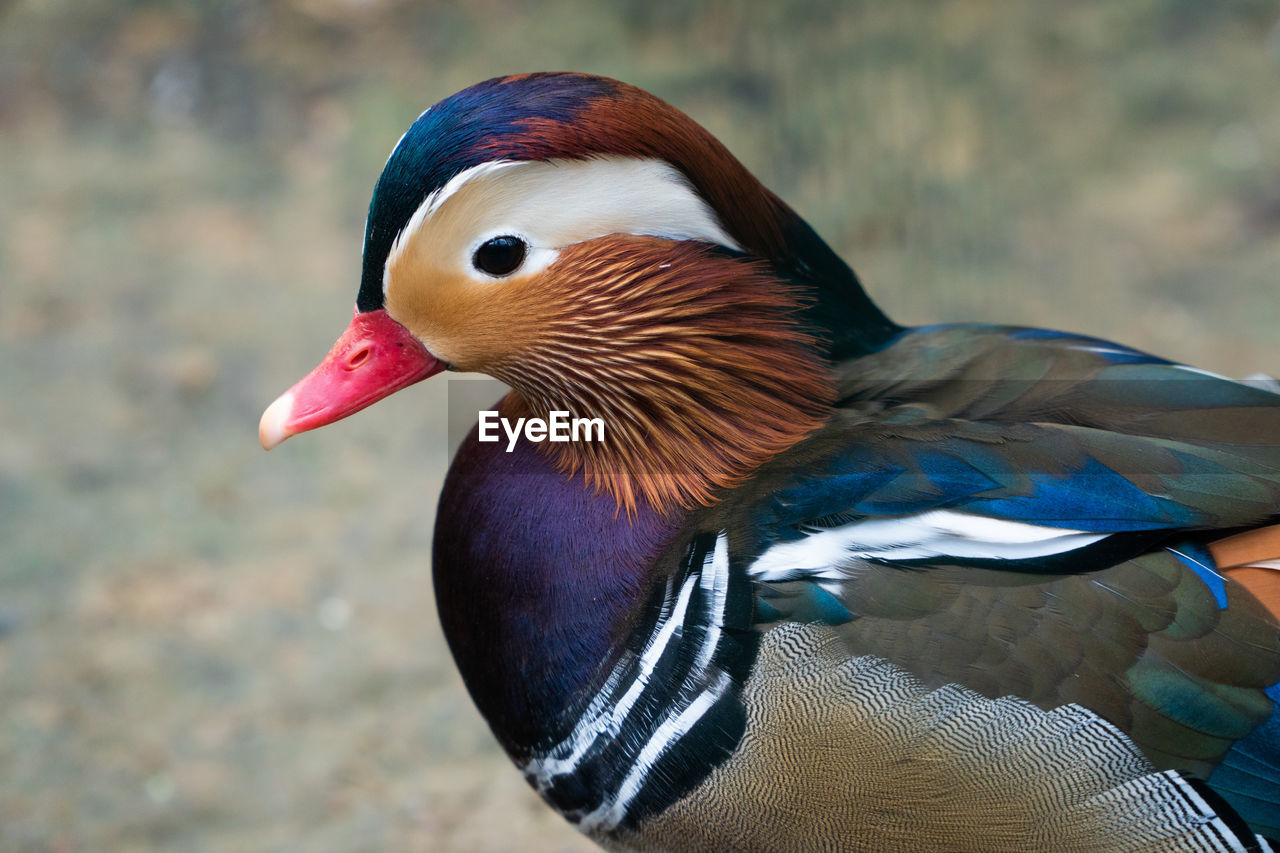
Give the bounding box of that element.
[260,73,1280,851]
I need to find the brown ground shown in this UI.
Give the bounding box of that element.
[1,1,1278,850]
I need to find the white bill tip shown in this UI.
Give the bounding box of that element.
[259,391,295,451]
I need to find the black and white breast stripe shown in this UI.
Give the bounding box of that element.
[521,532,755,834]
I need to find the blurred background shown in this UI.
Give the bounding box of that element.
[2,1,1279,850]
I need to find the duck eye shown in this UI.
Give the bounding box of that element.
[472,235,527,277]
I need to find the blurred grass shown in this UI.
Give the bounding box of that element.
[1,0,1278,850]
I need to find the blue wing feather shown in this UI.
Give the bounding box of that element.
[765,326,1280,546]
[1211,684,1280,837]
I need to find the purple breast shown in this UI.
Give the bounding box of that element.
[432,424,686,753]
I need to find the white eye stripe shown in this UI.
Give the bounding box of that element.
[383,155,740,291]
[386,161,517,266]
[424,160,521,220]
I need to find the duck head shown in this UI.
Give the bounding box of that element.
[260,72,897,511]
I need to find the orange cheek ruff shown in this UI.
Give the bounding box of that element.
[456,236,835,514]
